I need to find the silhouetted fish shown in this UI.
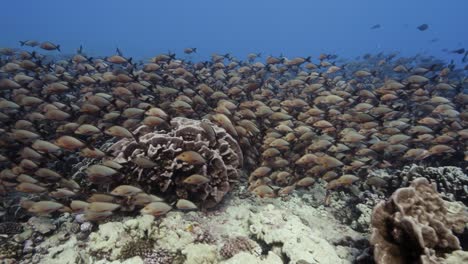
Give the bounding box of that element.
[417,24,429,31]
[370,24,381,29]
[451,48,465,54]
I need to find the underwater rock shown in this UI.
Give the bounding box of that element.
[444,250,468,264]
[371,177,468,263]
[181,244,218,264]
[80,221,94,233]
[222,251,283,264]
[39,236,84,264]
[27,216,56,234]
[88,221,129,260]
[248,204,343,263]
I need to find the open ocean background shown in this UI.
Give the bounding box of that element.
[2,0,467,64]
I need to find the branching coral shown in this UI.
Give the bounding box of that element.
[370,177,468,264]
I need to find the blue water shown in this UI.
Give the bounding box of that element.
[2,0,467,63]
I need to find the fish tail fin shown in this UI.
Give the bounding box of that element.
[19,41,25,46]
[430,74,439,82]
[56,45,61,52]
[305,56,311,63]
[193,48,197,53]
[35,59,42,68]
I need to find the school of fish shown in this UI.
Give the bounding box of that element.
[0,42,467,221]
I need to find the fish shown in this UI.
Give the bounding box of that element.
[84,210,113,221]
[184,48,197,54]
[450,48,465,54]
[131,193,163,206]
[110,185,143,196]
[40,41,60,51]
[105,126,134,139]
[175,199,197,210]
[19,40,39,47]
[132,157,157,168]
[417,24,429,31]
[55,136,85,150]
[75,124,101,135]
[87,194,115,203]
[16,182,46,193]
[176,151,206,165]
[252,185,275,198]
[86,165,118,182]
[70,200,90,212]
[327,175,360,190]
[28,201,64,215]
[0,39,465,217]
[370,24,381,29]
[87,202,120,212]
[140,202,172,216]
[183,174,210,185]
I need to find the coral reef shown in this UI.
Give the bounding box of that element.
[370,177,468,263]
[0,240,22,261]
[106,117,243,208]
[27,216,56,234]
[0,222,22,235]
[394,165,468,203]
[220,236,261,259]
[23,190,364,263]
[119,239,175,264]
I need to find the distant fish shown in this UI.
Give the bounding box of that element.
[19,40,39,47]
[417,24,429,31]
[370,24,381,29]
[462,51,468,63]
[184,48,197,54]
[116,47,123,56]
[428,38,439,43]
[40,41,60,51]
[450,48,465,54]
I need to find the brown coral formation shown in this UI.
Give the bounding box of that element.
[107,117,243,208]
[370,177,468,263]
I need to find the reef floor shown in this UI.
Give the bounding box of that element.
[1,165,467,264]
[2,182,371,264]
